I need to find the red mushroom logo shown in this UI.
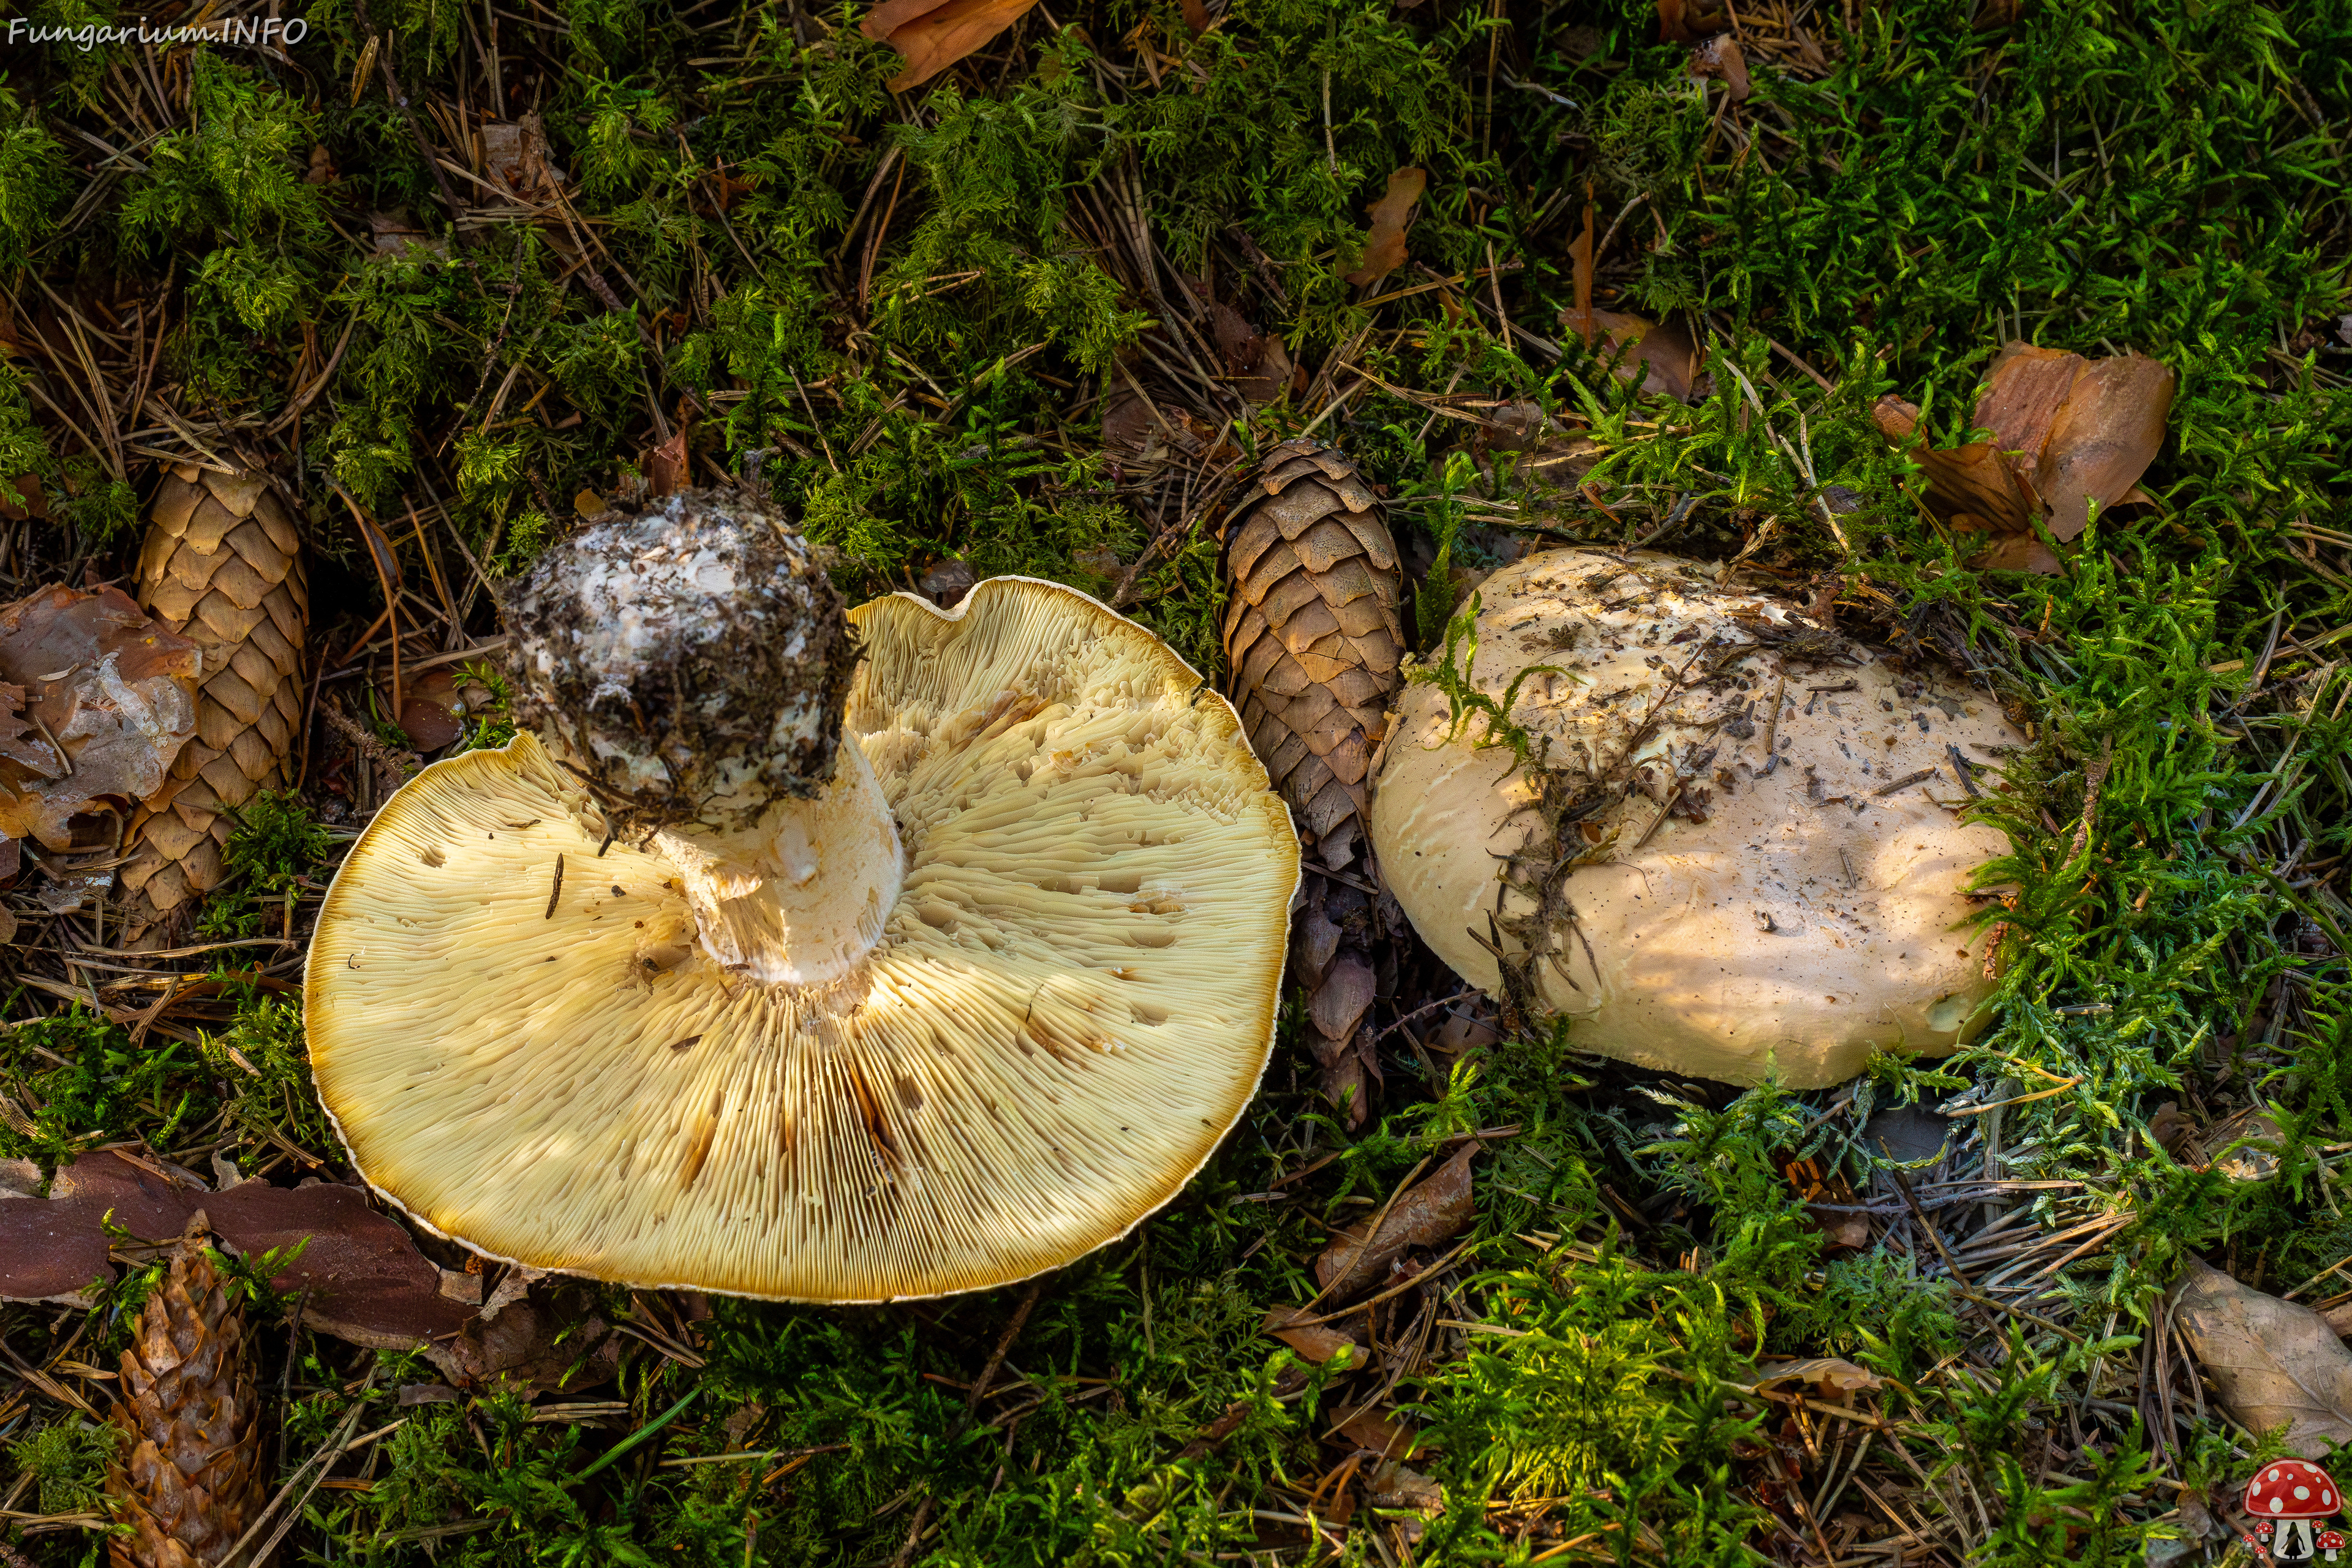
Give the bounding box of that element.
[2245,1461,2344,1562]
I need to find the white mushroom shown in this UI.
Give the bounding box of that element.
[1370,548,2021,1087]
[305,492,1298,1302]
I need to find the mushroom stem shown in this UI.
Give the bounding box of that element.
[653,738,903,985]
[503,490,883,987]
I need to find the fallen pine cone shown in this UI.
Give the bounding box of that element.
[119,464,309,936]
[106,1215,268,1568]
[1221,439,1405,1124]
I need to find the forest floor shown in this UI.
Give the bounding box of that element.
[5,0,2352,1564]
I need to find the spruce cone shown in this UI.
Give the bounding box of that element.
[1221,440,1405,1124]
[106,1220,268,1568]
[121,465,309,933]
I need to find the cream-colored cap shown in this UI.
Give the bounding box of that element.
[1370,549,2019,1088]
[306,577,1299,1301]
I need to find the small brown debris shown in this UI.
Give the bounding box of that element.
[647,429,691,499]
[1749,1357,1883,1398]
[1687,34,1750,99]
[1262,1305,1365,1365]
[1314,1142,1476,1301]
[1344,168,1427,290]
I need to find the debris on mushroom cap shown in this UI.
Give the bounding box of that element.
[502,491,858,840]
[307,565,1300,1303]
[0,584,202,851]
[1369,548,2022,1088]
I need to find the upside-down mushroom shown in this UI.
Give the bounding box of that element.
[1369,549,2022,1088]
[306,492,1298,1302]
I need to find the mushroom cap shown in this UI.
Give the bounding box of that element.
[2248,1461,2342,1518]
[1370,549,2021,1088]
[306,576,1299,1302]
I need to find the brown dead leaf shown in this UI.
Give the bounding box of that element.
[377,666,466,752]
[1315,1141,1476,1300]
[0,473,45,521]
[2171,1256,2352,1458]
[1876,344,2174,573]
[2035,352,2174,540]
[1178,0,1208,32]
[1751,1357,1883,1398]
[0,585,201,853]
[422,1286,624,1397]
[1264,1305,1365,1365]
[0,1151,473,1349]
[863,0,1043,93]
[1207,300,1294,405]
[478,115,565,202]
[1687,34,1750,100]
[1336,1409,1420,1463]
[1657,0,1732,41]
[1368,1464,1445,1542]
[1563,200,1598,349]
[918,558,978,608]
[1566,310,1702,401]
[1344,168,1427,290]
[646,429,691,499]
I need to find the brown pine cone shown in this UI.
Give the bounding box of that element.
[106,1220,268,1568]
[119,465,309,934]
[1221,439,1405,1125]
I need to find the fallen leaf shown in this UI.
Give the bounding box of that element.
[1336,1409,1420,1462]
[1751,1357,1883,1397]
[2171,1256,2352,1458]
[646,429,690,499]
[0,1150,473,1349]
[1567,309,1702,401]
[0,585,202,853]
[2207,1106,2286,1183]
[377,665,466,752]
[1263,1305,1363,1365]
[1875,343,2174,573]
[864,0,1043,93]
[1344,168,1427,290]
[1178,0,1208,32]
[478,115,565,202]
[422,1286,624,1396]
[0,473,45,520]
[1687,34,1750,100]
[1207,300,1294,405]
[1562,200,1598,348]
[2035,352,2174,540]
[1315,1142,1477,1300]
[918,558,978,608]
[1657,0,1732,41]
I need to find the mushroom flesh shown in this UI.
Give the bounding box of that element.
[1370,548,2021,1088]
